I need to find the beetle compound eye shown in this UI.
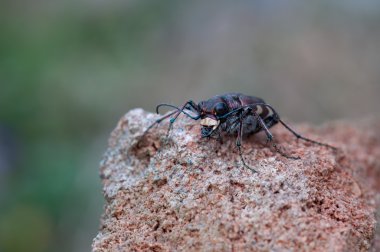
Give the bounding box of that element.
[214,102,228,116]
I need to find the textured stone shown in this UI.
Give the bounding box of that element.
[93,109,380,252]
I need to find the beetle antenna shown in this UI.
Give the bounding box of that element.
[156,103,200,120]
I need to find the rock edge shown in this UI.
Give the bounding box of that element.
[93,109,380,252]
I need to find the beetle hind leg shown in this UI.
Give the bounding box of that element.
[278,119,337,150]
[254,112,301,160]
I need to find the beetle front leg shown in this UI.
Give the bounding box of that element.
[165,100,199,138]
[144,110,178,135]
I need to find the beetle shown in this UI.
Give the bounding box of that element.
[144,93,337,173]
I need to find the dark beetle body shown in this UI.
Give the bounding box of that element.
[198,93,278,136]
[199,93,265,115]
[145,92,336,173]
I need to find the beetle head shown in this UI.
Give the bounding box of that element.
[198,100,229,137]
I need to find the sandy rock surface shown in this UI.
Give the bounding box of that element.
[93,109,380,252]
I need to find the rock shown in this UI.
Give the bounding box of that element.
[92,109,380,252]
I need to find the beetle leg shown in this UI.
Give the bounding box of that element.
[144,110,178,135]
[244,103,337,150]
[253,112,300,160]
[144,101,201,140]
[184,100,199,115]
[162,100,199,138]
[277,119,337,150]
[236,113,258,173]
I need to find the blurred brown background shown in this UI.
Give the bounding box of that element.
[1,1,380,251]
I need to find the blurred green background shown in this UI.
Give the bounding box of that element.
[1,1,380,251]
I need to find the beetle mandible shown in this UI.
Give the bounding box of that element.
[144,93,337,173]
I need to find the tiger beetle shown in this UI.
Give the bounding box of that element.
[144,93,337,173]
